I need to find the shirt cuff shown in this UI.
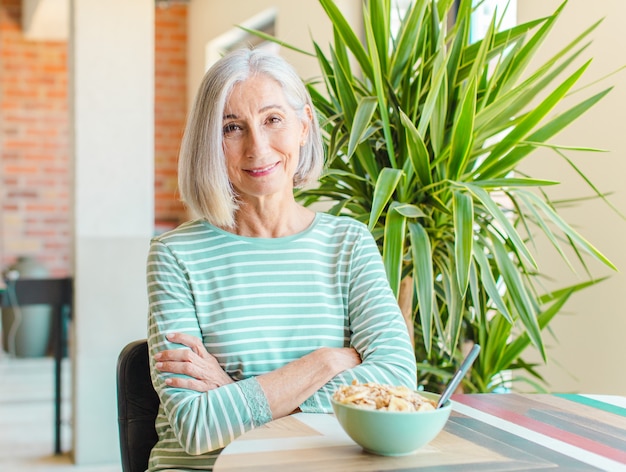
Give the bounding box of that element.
[237,377,273,427]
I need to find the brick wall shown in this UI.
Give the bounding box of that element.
[0,1,188,276]
[155,3,188,232]
[0,0,70,276]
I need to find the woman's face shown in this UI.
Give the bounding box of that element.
[222,74,310,205]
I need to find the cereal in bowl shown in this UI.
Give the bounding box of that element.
[333,381,436,412]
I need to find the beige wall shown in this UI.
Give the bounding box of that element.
[187,0,361,107]
[517,1,626,394]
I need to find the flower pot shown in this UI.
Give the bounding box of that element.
[1,257,52,358]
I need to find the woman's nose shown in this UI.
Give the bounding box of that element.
[244,126,269,156]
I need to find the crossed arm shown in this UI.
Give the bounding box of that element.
[154,331,362,419]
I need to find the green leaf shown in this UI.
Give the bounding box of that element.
[430,67,448,158]
[476,42,588,136]
[329,48,358,124]
[461,183,536,268]
[390,0,428,84]
[474,178,559,188]
[481,311,513,384]
[236,26,314,57]
[478,60,592,179]
[489,1,568,95]
[417,44,447,137]
[473,244,513,323]
[537,277,607,305]
[448,77,477,180]
[363,9,397,167]
[409,222,434,355]
[382,202,407,298]
[443,268,464,356]
[400,111,432,186]
[459,18,546,81]
[368,168,404,230]
[453,191,473,297]
[347,97,378,159]
[446,13,468,94]
[521,190,617,271]
[318,0,374,80]
[368,0,390,72]
[497,87,612,175]
[392,203,427,219]
[491,234,545,360]
[498,289,574,372]
[515,191,576,272]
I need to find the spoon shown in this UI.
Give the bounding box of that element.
[437,344,481,408]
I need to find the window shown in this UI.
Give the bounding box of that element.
[205,8,278,70]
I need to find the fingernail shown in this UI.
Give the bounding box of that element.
[154,352,162,360]
[155,362,163,369]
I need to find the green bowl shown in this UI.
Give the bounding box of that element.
[331,390,451,456]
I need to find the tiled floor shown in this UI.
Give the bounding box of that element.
[0,351,121,472]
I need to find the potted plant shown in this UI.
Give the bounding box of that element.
[1,256,53,358]
[246,0,619,393]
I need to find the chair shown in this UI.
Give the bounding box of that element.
[116,339,160,472]
[0,276,72,455]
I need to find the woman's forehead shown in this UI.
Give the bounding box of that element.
[224,75,290,114]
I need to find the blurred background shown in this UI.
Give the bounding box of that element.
[0,0,624,469]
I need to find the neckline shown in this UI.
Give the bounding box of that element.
[203,212,321,244]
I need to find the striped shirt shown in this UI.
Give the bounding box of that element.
[146,212,417,471]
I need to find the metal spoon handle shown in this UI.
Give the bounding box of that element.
[437,344,481,408]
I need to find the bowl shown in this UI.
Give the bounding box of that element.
[331,390,451,456]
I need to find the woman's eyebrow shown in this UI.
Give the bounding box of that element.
[260,104,286,113]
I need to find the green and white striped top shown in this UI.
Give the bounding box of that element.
[146,212,417,471]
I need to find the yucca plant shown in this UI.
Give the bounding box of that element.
[246,0,619,393]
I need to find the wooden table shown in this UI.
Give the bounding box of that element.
[214,393,626,471]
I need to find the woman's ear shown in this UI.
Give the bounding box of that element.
[300,104,313,145]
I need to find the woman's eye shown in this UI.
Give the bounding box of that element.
[223,123,241,135]
[267,115,282,125]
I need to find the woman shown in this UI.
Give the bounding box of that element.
[146,48,416,471]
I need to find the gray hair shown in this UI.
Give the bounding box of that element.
[178,48,324,228]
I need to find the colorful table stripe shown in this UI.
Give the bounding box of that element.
[453,394,626,471]
[556,393,626,417]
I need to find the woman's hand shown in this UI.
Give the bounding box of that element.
[154,332,234,392]
[322,347,362,374]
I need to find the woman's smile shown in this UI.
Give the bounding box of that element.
[244,161,280,177]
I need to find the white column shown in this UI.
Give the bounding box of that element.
[69,0,154,464]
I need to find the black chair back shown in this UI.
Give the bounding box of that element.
[116,339,160,472]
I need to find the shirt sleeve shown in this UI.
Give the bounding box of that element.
[299,223,417,413]
[147,239,273,455]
